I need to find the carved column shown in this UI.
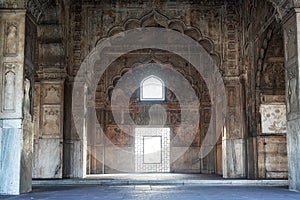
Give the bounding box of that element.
[222,77,247,178]
[0,10,33,195]
[282,8,300,191]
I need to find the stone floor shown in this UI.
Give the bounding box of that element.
[1,185,300,200]
[0,174,297,199]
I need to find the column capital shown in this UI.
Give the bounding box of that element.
[293,0,300,8]
[0,0,25,9]
[36,68,67,81]
[222,75,243,85]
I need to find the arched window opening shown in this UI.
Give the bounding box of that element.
[140,75,165,101]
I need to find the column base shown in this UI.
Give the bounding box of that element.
[222,138,246,178]
[0,120,32,195]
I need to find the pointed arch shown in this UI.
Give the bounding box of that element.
[140,75,165,101]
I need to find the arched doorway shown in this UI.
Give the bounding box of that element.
[86,52,217,174]
[71,19,226,178]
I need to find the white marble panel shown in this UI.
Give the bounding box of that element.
[33,139,62,178]
[0,11,26,119]
[260,104,287,134]
[0,126,22,195]
[62,140,87,178]
[73,140,86,178]
[222,138,246,178]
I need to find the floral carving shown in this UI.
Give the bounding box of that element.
[260,104,287,133]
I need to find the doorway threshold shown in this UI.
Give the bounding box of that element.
[32,173,288,187]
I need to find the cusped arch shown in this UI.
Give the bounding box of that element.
[74,26,227,166]
[98,10,221,68]
[104,55,203,104]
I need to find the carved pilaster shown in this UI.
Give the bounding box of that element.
[282,8,300,191]
[222,76,246,178]
[33,69,66,178]
[283,10,300,120]
[0,10,33,195]
[224,2,239,76]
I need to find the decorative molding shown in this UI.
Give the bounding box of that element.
[95,10,221,68]
[0,0,25,8]
[225,2,239,75]
[2,63,17,112]
[36,68,67,80]
[287,67,298,114]
[293,0,300,7]
[25,0,53,21]
[284,18,297,62]
[222,76,241,84]
[261,95,286,103]
[267,0,293,21]
[0,1,56,22]
[42,106,61,136]
[43,85,61,104]
[3,21,19,57]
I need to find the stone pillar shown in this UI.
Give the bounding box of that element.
[32,12,66,178]
[64,81,87,178]
[33,74,65,178]
[222,77,247,178]
[221,1,246,178]
[283,9,300,191]
[0,10,33,195]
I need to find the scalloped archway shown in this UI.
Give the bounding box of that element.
[95,10,222,69]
